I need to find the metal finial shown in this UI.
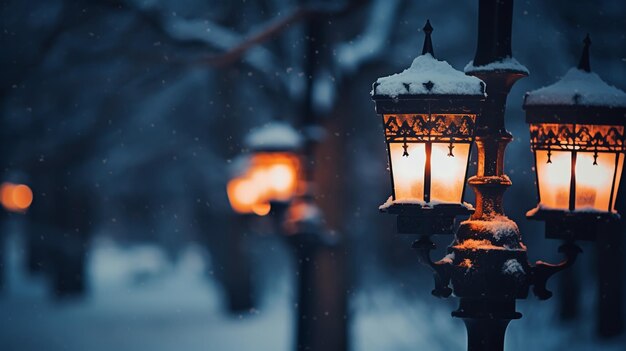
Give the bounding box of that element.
[578,34,591,72]
[422,20,434,57]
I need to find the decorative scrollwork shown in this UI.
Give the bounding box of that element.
[383,114,476,143]
[529,123,625,152]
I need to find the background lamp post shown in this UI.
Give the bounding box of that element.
[372,21,485,235]
[524,35,626,241]
[226,122,303,217]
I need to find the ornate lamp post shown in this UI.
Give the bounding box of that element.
[369,1,619,350]
[224,122,302,311]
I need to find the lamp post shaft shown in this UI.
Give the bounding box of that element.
[454,1,528,350]
[463,318,510,351]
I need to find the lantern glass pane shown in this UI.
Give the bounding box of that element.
[389,143,425,200]
[612,154,624,212]
[430,143,471,203]
[536,150,572,210]
[575,152,615,211]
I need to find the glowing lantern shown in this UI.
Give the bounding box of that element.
[226,122,303,216]
[0,182,33,213]
[371,21,485,234]
[524,35,626,239]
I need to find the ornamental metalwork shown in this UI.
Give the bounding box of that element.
[383,114,476,143]
[529,123,626,152]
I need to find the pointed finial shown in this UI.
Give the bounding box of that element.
[578,34,591,72]
[422,20,434,57]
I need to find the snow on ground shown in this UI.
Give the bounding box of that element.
[0,234,292,351]
[1,233,625,351]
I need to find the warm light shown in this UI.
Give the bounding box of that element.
[252,203,271,216]
[431,143,470,203]
[389,142,470,203]
[227,178,261,214]
[575,152,614,210]
[390,143,425,200]
[536,150,571,209]
[1,182,33,213]
[226,152,300,215]
[383,113,476,205]
[535,150,624,212]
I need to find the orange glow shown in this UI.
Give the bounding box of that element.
[1,182,33,213]
[536,150,571,210]
[575,152,614,210]
[390,143,425,200]
[252,203,271,216]
[431,143,470,203]
[226,152,300,215]
[535,150,622,212]
[389,142,469,203]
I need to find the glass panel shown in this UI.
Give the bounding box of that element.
[389,143,425,201]
[612,154,624,212]
[536,150,571,210]
[575,152,614,211]
[430,143,470,203]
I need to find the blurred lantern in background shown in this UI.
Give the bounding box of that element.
[371,21,485,234]
[1,182,33,213]
[524,35,626,240]
[226,122,303,216]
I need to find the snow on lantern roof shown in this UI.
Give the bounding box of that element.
[372,54,486,98]
[524,35,626,108]
[524,67,626,108]
[371,20,486,99]
[245,122,303,151]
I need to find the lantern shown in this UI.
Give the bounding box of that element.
[226,122,303,216]
[371,21,485,234]
[524,35,626,240]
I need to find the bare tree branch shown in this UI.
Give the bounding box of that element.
[201,0,369,67]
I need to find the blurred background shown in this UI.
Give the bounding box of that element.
[0,0,625,350]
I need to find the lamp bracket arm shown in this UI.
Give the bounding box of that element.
[412,236,453,298]
[530,242,582,300]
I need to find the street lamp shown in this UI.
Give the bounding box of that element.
[524,35,626,240]
[372,20,485,235]
[370,2,610,349]
[226,122,303,216]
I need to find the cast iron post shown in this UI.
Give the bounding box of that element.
[452,0,527,349]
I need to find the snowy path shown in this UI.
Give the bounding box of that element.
[1,234,624,351]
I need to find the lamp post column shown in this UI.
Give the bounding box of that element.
[282,10,347,351]
[451,1,528,350]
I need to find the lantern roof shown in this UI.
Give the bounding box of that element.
[524,35,626,109]
[371,21,486,100]
[372,54,486,99]
[245,121,303,152]
[524,68,626,108]
[523,35,626,126]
